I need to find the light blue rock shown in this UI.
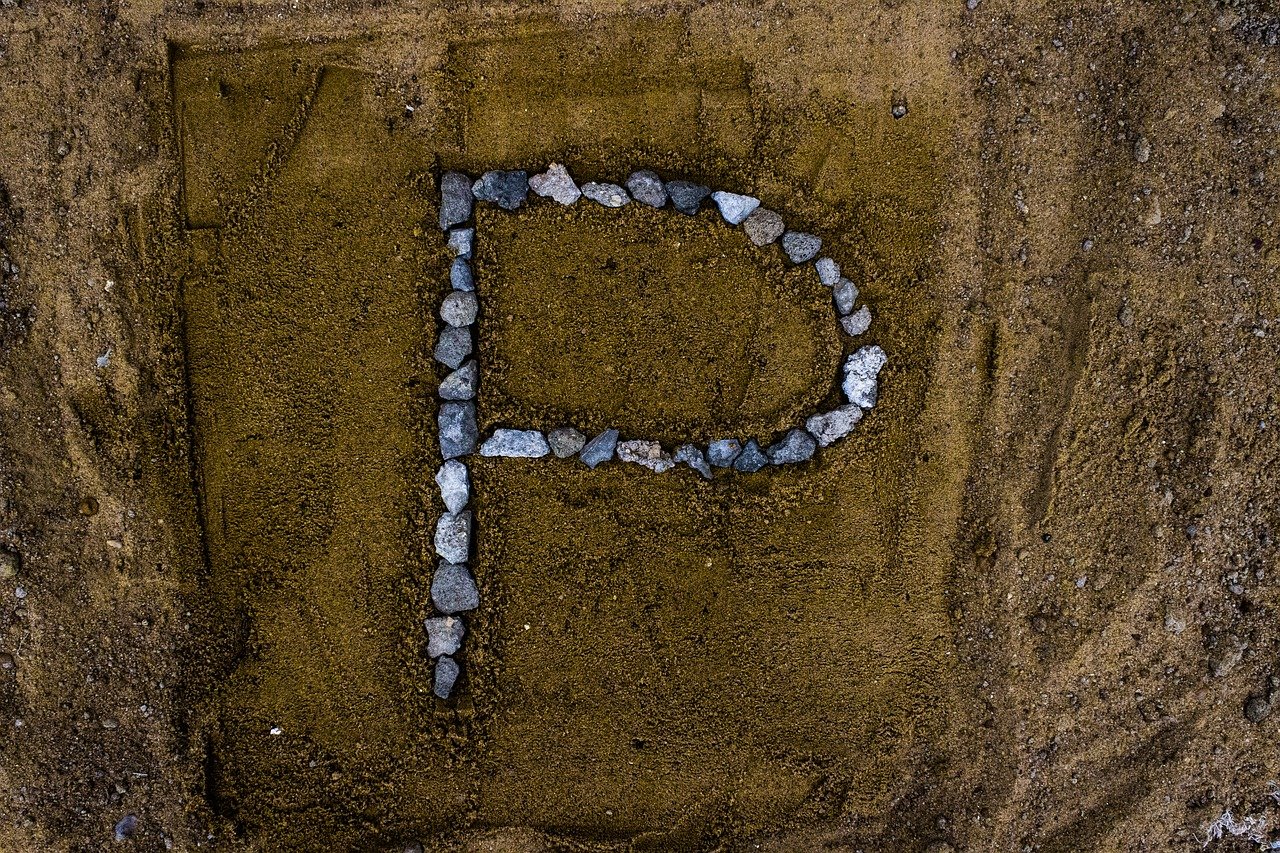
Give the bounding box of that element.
[781,231,821,263]
[707,439,742,467]
[675,444,712,479]
[433,511,471,564]
[833,278,859,315]
[766,429,817,465]
[732,440,768,473]
[711,191,760,225]
[434,459,469,513]
[579,429,619,468]
[433,655,460,698]
[815,257,841,285]
[480,428,550,458]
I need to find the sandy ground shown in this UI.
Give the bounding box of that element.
[0,0,1278,851]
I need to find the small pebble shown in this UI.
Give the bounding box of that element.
[438,402,478,459]
[438,172,473,229]
[581,182,630,208]
[833,278,859,315]
[617,439,675,473]
[767,429,817,464]
[433,655,460,699]
[434,460,469,513]
[424,616,465,658]
[710,191,760,225]
[528,163,581,205]
[472,170,529,211]
[438,360,478,401]
[548,427,586,458]
[433,511,472,564]
[742,208,784,245]
[480,429,550,458]
[805,406,863,446]
[446,227,474,259]
[815,258,841,286]
[706,439,742,467]
[114,814,138,842]
[579,429,619,469]
[0,550,17,580]
[674,444,712,479]
[434,326,472,369]
[781,231,822,263]
[101,716,119,730]
[666,180,710,215]
[843,346,887,409]
[431,561,479,614]
[732,440,769,472]
[440,291,478,328]
[1244,694,1272,724]
[450,258,474,292]
[1134,135,1151,164]
[891,98,908,120]
[0,652,13,671]
[625,170,667,207]
[841,305,871,337]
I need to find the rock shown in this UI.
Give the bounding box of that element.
[891,97,908,120]
[833,278,859,315]
[450,258,474,292]
[433,655,460,699]
[711,191,760,225]
[625,170,667,207]
[841,305,872,337]
[732,440,769,472]
[431,561,479,613]
[1134,135,1151,163]
[667,180,711,215]
[675,444,712,479]
[434,511,471,563]
[617,439,675,473]
[548,427,586,458]
[114,814,138,842]
[440,291,478,327]
[480,428,550,458]
[424,616,465,658]
[1209,633,1245,677]
[742,208,785,246]
[781,231,822,263]
[472,170,529,211]
[434,459,469,513]
[0,550,17,580]
[581,182,630,208]
[579,428,619,469]
[446,227,474,259]
[707,438,742,467]
[438,359,479,401]
[767,429,817,464]
[434,326,472,369]
[815,257,841,286]
[1245,694,1272,723]
[438,172,473,229]
[843,346,887,409]
[805,406,864,446]
[438,402,478,459]
[528,163,581,205]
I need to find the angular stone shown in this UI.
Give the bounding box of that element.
[450,257,474,292]
[433,511,471,564]
[438,402,477,459]
[438,359,478,401]
[431,561,479,614]
[441,291,478,328]
[424,616,465,658]
[438,171,473,230]
[843,345,888,409]
[767,428,817,465]
[706,438,742,467]
[579,428,619,469]
[732,439,768,472]
[581,182,630,208]
[625,170,667,207]
[805,405,864,447]
[833,278,859,315]
[446,227,474,259]
[434,460,470,513]
[480,428,550,458]
[433,655,460,698]
[434,326,472,370]
[548,427,586,458]
[742,208,784,246]
[781,231,822,263]
[841,305,872,337]
[528,163,581,205]
[815,257,841,286]
[667,180,710,215]
[472,170,529,211]
[674,444,712,479]
[711,190,760,225]
[617,439,675,473]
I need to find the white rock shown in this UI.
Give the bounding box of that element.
[480,428,550,458]
[805,406,864,446]
[833,278,859,315]
[840,305,871,337]
[446,227,473,258]
[441,291,478,328]
[815,257,841,286]
[434,511,471,563]
[434,460,469,513]
[710,191,760,225]
[616,439,675,473]
[843,345,887,409]
[528,163,582,205]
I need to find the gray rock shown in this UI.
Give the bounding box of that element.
[711,191,760,225]
[706,438,742,467]
[732,439,769,472]
[675,444,712,479]
[833,278,859,315]
[434,460,469,513]
[439,172,473,230]
[805,406,864,446]
[434,511,472,564]
[528,163,581,205]
[841,305,872,337]
[815,257,841,286]
[579,428,619,469]
[450,257,474,292]
[891,98,908,120]
[1135,135,1151,164]
[843,346,887,409]
[434,326,472,370]
[548,427,586,458]
[781,231,822,263]
[433,655,460,698]
[667,180,711,215]
[617,439,675,473]
[424,616,465,658]
[480,428,550,458]
[441,291,478,328]
[767,428,817,464]
[438,360,478,401]
[1245,694,1272,724]
[742,208,784,246]
[625,170,667,207]
[446,227,474,259]
[472,170,529,211]
[432,561,479,614]
[438,402,478,459]
[114,815,138,843]
[581,182,630,208]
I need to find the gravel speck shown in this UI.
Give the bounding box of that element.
[732,440,769,472]
[581,182,630,208]
[781,231,822,263]
[450,258,474,292]
[528,163,581,205]
[843,345,887,409]
[840,305,871,336]
[431,561,479,614]
[548,427,586,458]
[438,172,473,229]
[434,460,469,513]
[434,326,472,370]
[114,814,138,842]
[617,439,675,473]
[440,291,478,327]
[446,227,474,259]
[805,406,864,446]
[625,170,667,207]
[1134,135,1151,163]
[472,170,529,210]
[742,208,784,245]
[675,444,712,479]
[480,428,550,458]
[579,429,619,469]
[434,511,471,564]
[815,257,840,285]
[711,191,760,225]
[706,438,742,467]
[438,402,478,459]
[833,278,859,315]
[433,655,460,699]
[438,359,478,401]
[667,180,711,215]
[424,616,465,658]
[767,429,817,464]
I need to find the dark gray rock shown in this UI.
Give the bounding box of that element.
[446,227,474,259]
[667,180,711,215]
[843,345,887,409]
[732,440,769,472]
[472,170,529,211]
[438,402,477,459]
[891,96,908,120]
[1245,694,1272,723]
[625,170,667,207]
[424,616,465,658]
[441,291,478,327]
[675,444,712,479]
[743,208,784,246]
[528,163,581,205]
[781,231,822,263]
[711,190,760,225]
[438,359,479,401]
[480,428,550,458]
[439,172,473,229]
[841,305,871,337]
[767,428,817,464]
[815,257,841,286]
[433,655,460,699]
[548,427,586,458]
[706,438,742,467]
[431,561,479,614]
[617,439,674,473]
[833,278,859,315]
[450,257,474,292]
[582,182,630,208]
[434,460,469,513]
[579,428,619,468]
[805,406,863,447]
[434,511,471,564]
[434,326,472,369]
